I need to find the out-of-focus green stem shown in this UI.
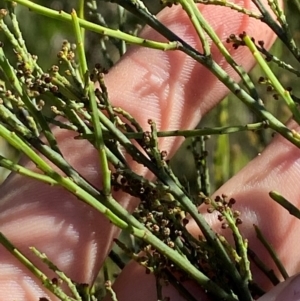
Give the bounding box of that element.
[214,98,230,186]
[180,0,258,99]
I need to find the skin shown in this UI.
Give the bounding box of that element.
[0,1,296,300]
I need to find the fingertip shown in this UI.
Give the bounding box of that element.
[258,274,300,301]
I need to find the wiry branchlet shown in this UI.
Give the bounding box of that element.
[226,33,246,49]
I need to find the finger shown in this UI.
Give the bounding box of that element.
[103,261,209,301]
[186,120,300,291]
[257,273,300,301]
[0,1,278,300]
[106,0,278,156]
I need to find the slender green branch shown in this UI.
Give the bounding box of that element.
[179,0,211,55]
[110,0,300,151]
[0,233,77,301]
[109,0,209,64]
[71,9,87,81]
[180,0,258,99]
[78,0,85,46]
[194,0,261,19]
[89,83,112,195]
[0,6,42,74]
[248,248,280,286]
[243,34,300,125]
[206,59,300,148]
[82,121,269,140]
[0,111,237,300]
[192,136,210,195]
[30,247,83,301]
[223,209,251,281]
[254,224,289,280]
[251,0,300,61]
[0,155,56,185]
[0,45,23,95]
[258,46,300,77]
[269,191,300,219]
[5,0,179,51]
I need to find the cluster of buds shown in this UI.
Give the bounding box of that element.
[202,193,242,229]
[226,31,265,52]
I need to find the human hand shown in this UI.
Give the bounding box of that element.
[0,1,296,300]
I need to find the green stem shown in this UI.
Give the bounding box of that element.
[207,60,300,148]
[0,155,56,185]
[194,0,261,18]
[60,17,112,193]
[179,0,211,55]
[243,34,300,124]
[269,191,300,219]
[97,109,248,300]
[83,121,268,140]
[0,233,76,301]
[254,224,289,280]
[252,0,300,61]
[71,9,87,80]
[6,0,178,51]
[0,113,237,300]
[180,0,258,100]
[110,0,300,150]
[89,84,112,195]
[30,247,82,300]
[78,0,85,46]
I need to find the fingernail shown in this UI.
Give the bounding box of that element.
[276,274,300,301]
[258,274,300,301]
